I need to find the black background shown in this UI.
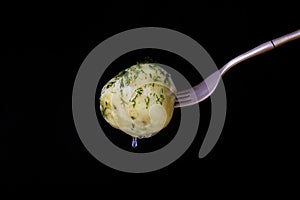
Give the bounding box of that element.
[1,1,300,194]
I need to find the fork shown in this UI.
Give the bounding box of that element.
[174,29,300,108]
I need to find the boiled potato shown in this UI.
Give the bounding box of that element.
[99,63,177,138]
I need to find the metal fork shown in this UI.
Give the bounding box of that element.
[175,29,300,108]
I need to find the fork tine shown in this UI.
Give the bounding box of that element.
[176,93,190,100]
[174,97,195,108]
[176,89,190,96]
[176,92,191,102]
[175,88,196,104]
[175,88,199,107]
[175,98,191,103]
[176,88,196,97]
[176,98,192,103]
[175,94,194,108]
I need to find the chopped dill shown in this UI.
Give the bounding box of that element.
[145,96,150,109]
[129,88,143,108]
[120,97,128,105]
[120,78,125,88]
[164,73,171,86]
[136,87,143,95]
[153,75,161,81]
[155,93,165,105]
[106,81,115,89]
[130,98,136,108]
[101,107,107,117]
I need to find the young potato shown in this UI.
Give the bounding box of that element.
[100,63,177,138]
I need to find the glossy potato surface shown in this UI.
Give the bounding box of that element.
[100,63,177,138]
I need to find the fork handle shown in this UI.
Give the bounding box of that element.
[220,29,300,75]
[272,29,300,47]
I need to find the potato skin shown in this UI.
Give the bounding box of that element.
[100,63,176,138]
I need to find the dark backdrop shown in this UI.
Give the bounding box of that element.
[1,1,299,194]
